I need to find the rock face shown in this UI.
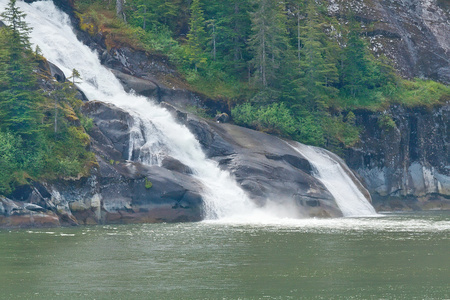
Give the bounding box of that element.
[84,101,343,219]
[326,0,450,84]
[66,101,204,224]
[99,47,225,113]
[344,104,450,210]
[1,100,345,228]
[181,110,343,218]
[0,196,60,228]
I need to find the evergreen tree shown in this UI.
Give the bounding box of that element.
[156,0,182,28]
[204,0,252,73]
[68,68,82,85]
[186,0,207,71]
[207,18,217,61]
[340,19,384,97]
[285,0,307,65]
[248,0,291,89]
[295,0,338,111]
[0,0,43,137]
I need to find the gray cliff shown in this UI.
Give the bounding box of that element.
[326,0,450,84]
[345,105,450,210]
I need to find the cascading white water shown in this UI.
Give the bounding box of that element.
[0,0,257,219]
[0,0,378,220]
[290,142,377,217]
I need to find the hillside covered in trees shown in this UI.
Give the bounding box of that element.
[0,0,448,198]
[0,0,95,195]
[76,0,449,150]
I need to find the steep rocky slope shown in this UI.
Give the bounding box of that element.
[345,105,450,211]
[326,0,450,84]
[1,95,346,228]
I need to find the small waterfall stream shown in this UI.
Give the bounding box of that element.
[290,143,377,217]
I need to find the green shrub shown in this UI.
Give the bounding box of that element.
[377,114,397,130]
[297,115,326,147]
[145,177,153,189]
[232,102,297,136]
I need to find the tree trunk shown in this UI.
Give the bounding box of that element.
[143,6,146,30]
[116,0,126,22]
[262,28,266,87]
[297,7,301,63]
[54,98,57,134]
[212,22,216,61]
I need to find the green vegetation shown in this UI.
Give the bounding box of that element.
[0,0,95,195]
[72,0,448,151]
[145,177,153,189]
[2,0,447,196]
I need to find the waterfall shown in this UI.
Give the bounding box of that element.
[290,142,377,217]
[0,0,378,220]
[2,0,257,220]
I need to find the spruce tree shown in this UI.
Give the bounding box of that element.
[205,0,252,73]
[0,0,42,137]
[340,19,383,97]
[248,0,290,89]
[295,0,338,111]
[186,0,208,71]
[156,0,181,28]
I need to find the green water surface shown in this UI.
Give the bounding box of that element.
[0,212,449,299]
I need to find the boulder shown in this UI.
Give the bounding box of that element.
[24,203,46,212]
[215,113,230,123]
[182,114,343,217]
[161,156,193,175]
[0,196,60,228]
[48,61,66,83]
[81,101,134,159]
[110,69,158,98]
[49,159,204,224]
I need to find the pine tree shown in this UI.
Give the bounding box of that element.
[186,0,208,71]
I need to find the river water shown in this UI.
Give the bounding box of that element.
[1,212,448,299]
